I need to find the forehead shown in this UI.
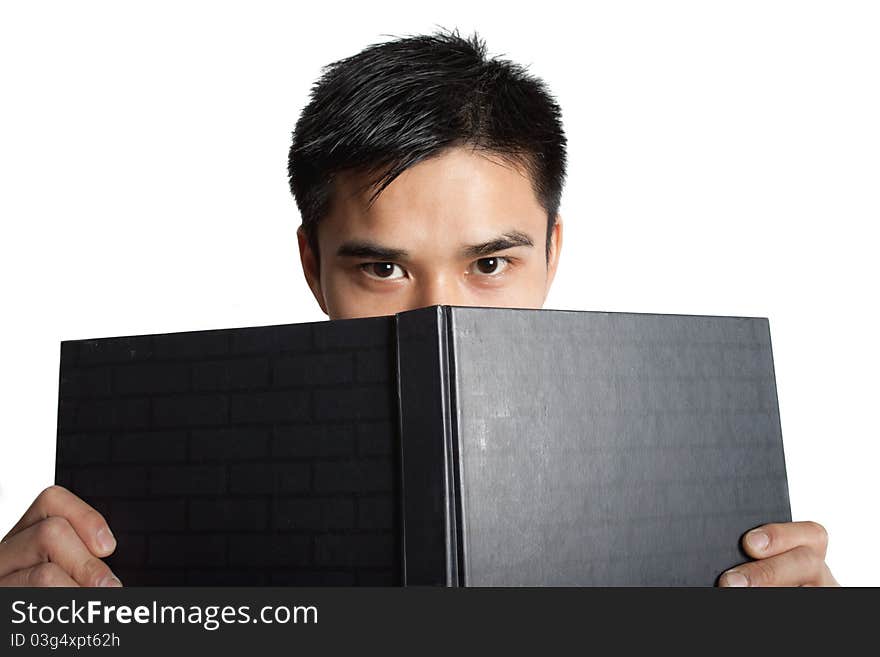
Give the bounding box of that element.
[318,146,546,254]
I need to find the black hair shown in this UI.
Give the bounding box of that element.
[287,28,567,266]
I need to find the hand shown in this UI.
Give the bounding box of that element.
[0,485,122,587]
[718,520,839,587]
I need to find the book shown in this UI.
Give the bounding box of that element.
[55,305,791,586]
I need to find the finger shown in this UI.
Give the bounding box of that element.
[0,516,122,587]
[719,546,825,587]
[804,563,841,587]
[741,521,829,560]
[1,485,116,558]
[0,562,79,587]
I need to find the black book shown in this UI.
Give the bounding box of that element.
[55,305,791,586]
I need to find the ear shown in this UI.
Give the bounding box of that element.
[544,214,564,299]
[296,225,329,316]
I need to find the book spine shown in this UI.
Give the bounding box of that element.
[442,307,466,586]
[395,306,462,586]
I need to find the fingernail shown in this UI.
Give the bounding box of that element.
[746,530,770,552]
[96,527,116,553]
[100,574,123,587]
[722,570,749,587]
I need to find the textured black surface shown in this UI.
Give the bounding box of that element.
[56,306,791,586]
[443,307,791,586]
[56,316,399,586]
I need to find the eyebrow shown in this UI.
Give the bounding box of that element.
[461,230,534,258]
[335,241,408,260]
[336,230,534,260]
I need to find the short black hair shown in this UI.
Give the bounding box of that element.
[288,28,567,266]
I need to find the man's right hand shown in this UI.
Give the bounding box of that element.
[0,485,122,587]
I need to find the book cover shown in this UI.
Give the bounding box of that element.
[55,306,791,586]
[398,306,791,585]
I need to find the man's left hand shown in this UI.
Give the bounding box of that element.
[718,521,839,587]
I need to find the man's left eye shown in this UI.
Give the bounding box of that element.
[470,256,511,276]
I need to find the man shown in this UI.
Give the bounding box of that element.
[0,30,838,587]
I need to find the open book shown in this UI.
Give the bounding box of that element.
[55,305,791,586]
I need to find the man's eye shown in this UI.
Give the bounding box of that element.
[360,262,406,280]
[470,256,511,276]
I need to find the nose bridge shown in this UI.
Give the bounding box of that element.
[416,268,462,308]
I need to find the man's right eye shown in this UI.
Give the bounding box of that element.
[360,262,407,281]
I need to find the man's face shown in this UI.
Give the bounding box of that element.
[297,146,563,320]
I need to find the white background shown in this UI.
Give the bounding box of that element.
[1,1,877,585]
